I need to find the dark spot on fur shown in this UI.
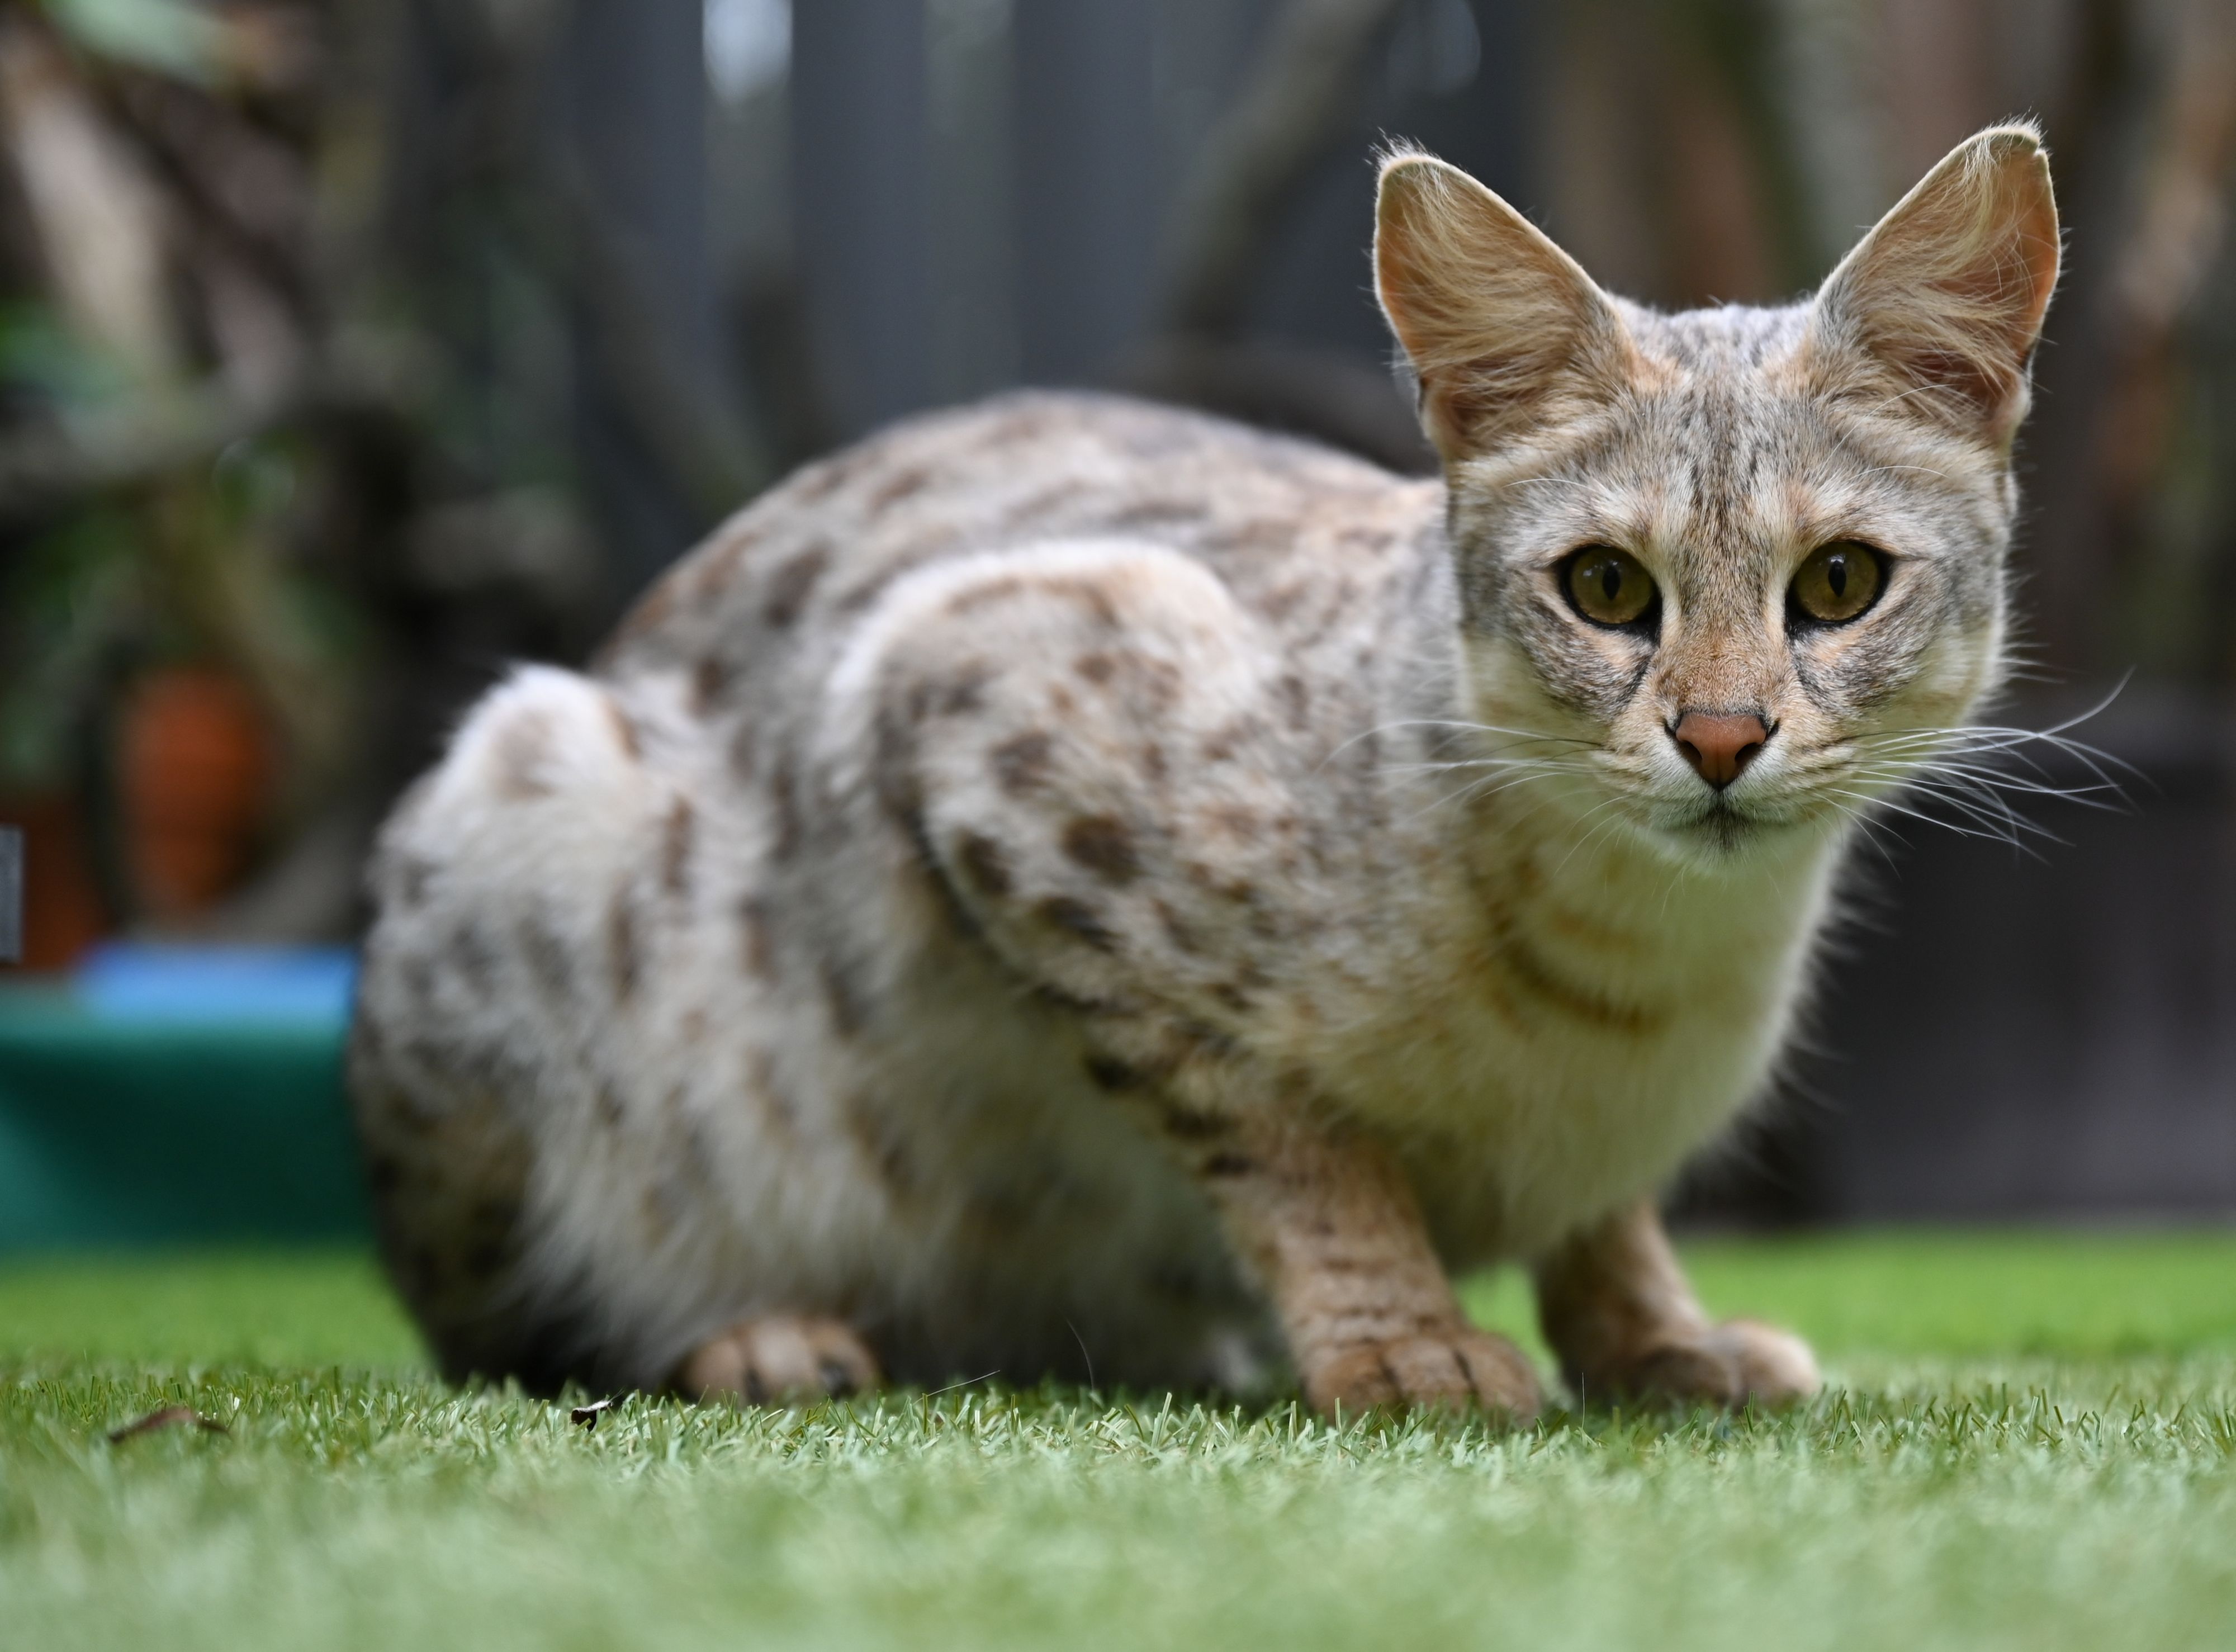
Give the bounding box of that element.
[763,543,831,628]
[1003,484,1084,528]
[769,759,803,858]
[738,896,778,980]
[1084,1054,1140,1091]
[609,578,678,651]
[608,891,641,1001]
[1202,804,1260,841]
[992,731,1053,795]
[1154,901,1202,955]
[1276,674,1310,731]
[520,913,571,999]
[1480,909,1662,1035]
[1050,577,1121,629]
[448,924,497,998]
[945,574,1026,617]
[604,696,643,761]
[792,448,869,503]
[955,831,1013,897]
[747,1048,799,1137]
[1039,895,1116,952]
[1105,499,1204,535]
[1219,519,1291,553]
[943,673,988,717]
[1061,815,1140,886]
[596,1081,627,1129]
[1201,1152,1257,1178]
[393,855,435,906]
[1200,716,1260,765]
[1076,652,1116,684]
[691,657,733,714]
[915,658,993,721]
[869,466,932,508]
[1176,1019,1240,1061]
[1027,979,1136,1017]
[1211,982,1252,1013]
[1160,1104,1230,1142]
[821,955,869,1036]
[661,798,695,897]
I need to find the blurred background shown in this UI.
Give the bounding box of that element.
[0,0,2230,1248]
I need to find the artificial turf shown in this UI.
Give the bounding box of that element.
[3,1232,2234,1650]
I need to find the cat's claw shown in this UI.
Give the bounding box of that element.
[1576,1318,1820,1411]
[1302,1327,1543,1423]
[676,1315,881,1406]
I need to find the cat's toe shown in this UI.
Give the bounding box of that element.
[1304,1328,1542,1423]
[1702,1318,1820,1405]
[1575,1320,1820,1411]
[676,1315,882,1405]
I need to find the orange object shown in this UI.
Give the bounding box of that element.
[0,792,108,968]
[117,667,274,919]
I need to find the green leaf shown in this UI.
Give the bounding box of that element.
[43,0,222,84]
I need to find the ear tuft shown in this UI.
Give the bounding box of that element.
[1373,153,1629,461]
[1813,123,2060,447]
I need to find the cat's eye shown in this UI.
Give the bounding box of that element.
[1563,546,1657,628]
[1789,540,1885,624]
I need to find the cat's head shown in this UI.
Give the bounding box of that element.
[1375,127,2059,863]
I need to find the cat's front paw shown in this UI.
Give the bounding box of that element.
[1576,1318,1820,1410]
[1302,1326,1543,1423]
[676,1315,882,1406]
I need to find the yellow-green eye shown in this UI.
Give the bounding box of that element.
[1564,546,1656,627]
[1790,540,1884,624]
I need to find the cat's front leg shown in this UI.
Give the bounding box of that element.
[870,540,1535,1419]
[1182,1103,1542,1421]
[1532,1201,1818,1409]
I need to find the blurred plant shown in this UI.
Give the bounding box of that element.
[0,0,640,944]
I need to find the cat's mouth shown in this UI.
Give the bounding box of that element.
[1650,785,1824,854]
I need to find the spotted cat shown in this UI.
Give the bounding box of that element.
[351,126,2059,1415]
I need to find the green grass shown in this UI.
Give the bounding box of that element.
[5,1232,2236,1650]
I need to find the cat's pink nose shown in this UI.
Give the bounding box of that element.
[1671,711,1769,789]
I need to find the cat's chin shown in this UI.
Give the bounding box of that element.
[1621,795,1832,869]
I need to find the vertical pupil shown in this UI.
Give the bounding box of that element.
[1600,564,1621,602]
[1826,555,1848,599]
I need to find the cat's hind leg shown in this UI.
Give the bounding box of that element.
[1532,1201,1819,1409]
[677,1317,881,1405]
[353,663,712,1393]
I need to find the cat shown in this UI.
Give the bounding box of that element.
[350,124,2059,1417]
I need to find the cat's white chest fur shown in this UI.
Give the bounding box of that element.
[1321,809,1839,1256]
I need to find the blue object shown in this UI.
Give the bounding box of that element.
[73,944,359,1025]
[0,945,371,1249]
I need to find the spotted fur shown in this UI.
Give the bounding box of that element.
[352,128,2057,1412]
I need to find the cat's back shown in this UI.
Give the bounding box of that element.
[596,391,1443,698]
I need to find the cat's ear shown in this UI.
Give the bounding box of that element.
[1812,124,2060,448]
[1375,151,1633,461]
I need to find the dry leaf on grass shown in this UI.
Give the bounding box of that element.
[107,1405,230,1443]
